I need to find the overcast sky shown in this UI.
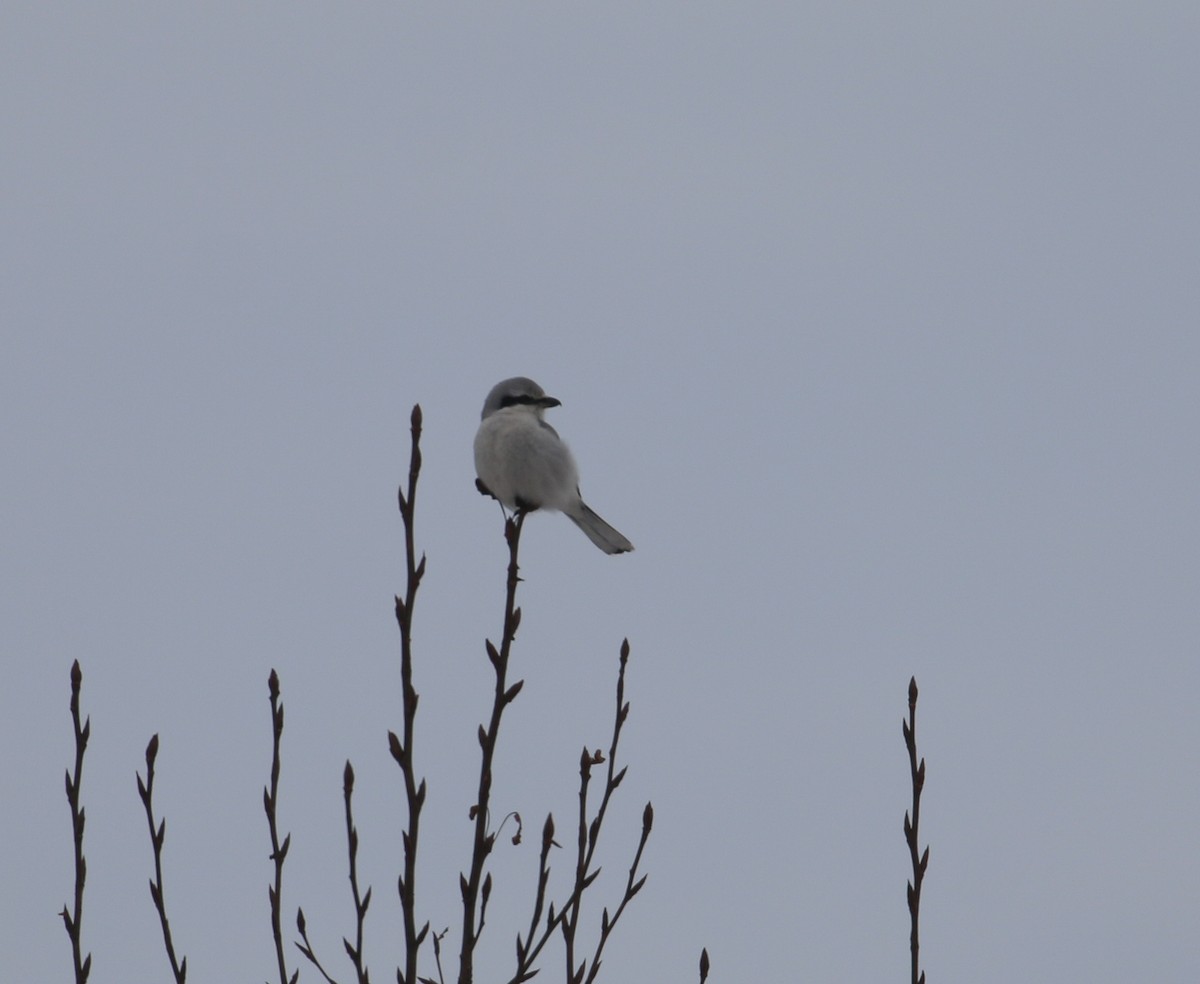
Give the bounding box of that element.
[3,4,1198,983]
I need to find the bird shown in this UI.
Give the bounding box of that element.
[474,377,634,554]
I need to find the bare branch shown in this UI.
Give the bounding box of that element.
[394,403,429,984]
[458,509,528,983]
[343,761,371,984]
[903,677,930,984]
[60,660,92,984]
[264,670,293,984]
[137,734,188,982]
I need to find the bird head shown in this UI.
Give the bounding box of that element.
[480,377,562,420]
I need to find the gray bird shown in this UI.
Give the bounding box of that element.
[474,377,634,554]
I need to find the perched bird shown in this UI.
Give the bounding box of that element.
[474,377,634,554]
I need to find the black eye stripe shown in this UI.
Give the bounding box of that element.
[499,394,539,408]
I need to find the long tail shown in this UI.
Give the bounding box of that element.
[567,500,634,555]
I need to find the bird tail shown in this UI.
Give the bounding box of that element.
[567,501,634,555]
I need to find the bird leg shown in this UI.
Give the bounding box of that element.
[476,478,539,519]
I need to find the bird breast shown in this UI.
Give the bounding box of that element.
[474,411,579,512]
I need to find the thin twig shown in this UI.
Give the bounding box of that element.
[510,813,559,983]
[562,746,597,982]
[507,642,649,984]
[457,508,528,984]
[429,926,450,984]
[136,734,187,982]
[581,801,652,984]
[563,641,646,984]
[903,676,929,984]
[342,761,372,984]
[60,660,92,984]
[391,403,430,984]
[296,908,343,984]
[264,669,297,984]
[292,775,372,984]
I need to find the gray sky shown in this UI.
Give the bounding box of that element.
[3,4,1198,982]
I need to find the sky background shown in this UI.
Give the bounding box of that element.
[3,4,1198,982]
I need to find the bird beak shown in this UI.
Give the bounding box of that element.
[539,396,561,408]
